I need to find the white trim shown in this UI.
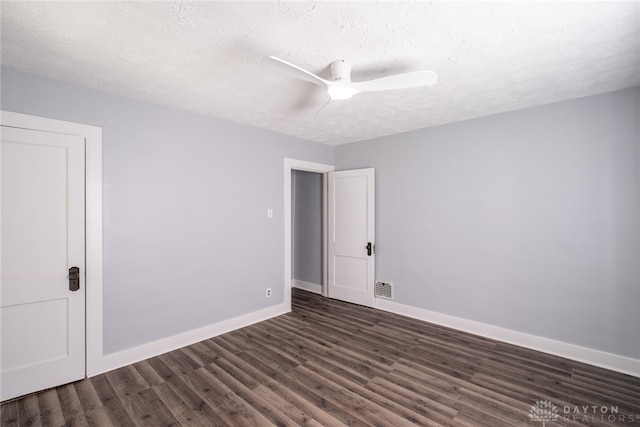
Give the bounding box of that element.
[0,110,104,377]
[284,158,334,311]
[322,173,328,297]
[292,279,323,295]
[375,298,640,378]
[84,126,104,377]
[100,303,289,374]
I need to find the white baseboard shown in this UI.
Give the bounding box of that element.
[93,296,639,379]
[292,279,323,295]
[96,303,289,376]
[375,298,640,378]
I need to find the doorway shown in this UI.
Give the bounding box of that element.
[283,158,334,309]
[1,111,103,401]
[284,159,377,310]
[291,170,324,295]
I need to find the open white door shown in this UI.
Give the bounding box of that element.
[327,168,375,307]
[1,126,86,401]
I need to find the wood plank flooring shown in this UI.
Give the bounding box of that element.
[2,288,639,426]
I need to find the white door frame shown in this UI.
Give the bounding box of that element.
[284,158,334,309]
[1,110,104,377]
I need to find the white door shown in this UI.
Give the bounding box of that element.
[327,168,375,307]
[1,126,85,401]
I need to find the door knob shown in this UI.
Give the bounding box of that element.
[69,267,80,291]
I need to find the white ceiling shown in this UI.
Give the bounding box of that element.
[2,1,639,145]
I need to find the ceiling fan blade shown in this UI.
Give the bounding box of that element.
[265,56,328,89]
[351,70,438,93]
[314,95,342,119]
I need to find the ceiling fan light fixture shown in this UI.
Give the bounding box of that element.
[266,56,437,116]
[327,85,359,100]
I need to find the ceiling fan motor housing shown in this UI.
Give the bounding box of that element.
[330,60,352,82]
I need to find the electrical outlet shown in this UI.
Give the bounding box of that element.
[266,288,272,298]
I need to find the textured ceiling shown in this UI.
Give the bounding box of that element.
[1,1,639,145]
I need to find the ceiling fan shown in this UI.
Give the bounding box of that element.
[266,55,438,116]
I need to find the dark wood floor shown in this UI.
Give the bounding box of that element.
[2,288,639,426]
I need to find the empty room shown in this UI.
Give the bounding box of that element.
[1,1,639,426]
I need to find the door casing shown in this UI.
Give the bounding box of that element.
[285,159,376,308]
[0,111,104,378]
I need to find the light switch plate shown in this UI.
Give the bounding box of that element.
[267,208,273,218]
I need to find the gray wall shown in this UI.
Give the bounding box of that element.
[1,67,333,354]
[292,170,323,286]
[3,65,638,360]
[335,87,640,359]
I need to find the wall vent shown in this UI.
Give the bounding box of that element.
[375,282,393,299]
